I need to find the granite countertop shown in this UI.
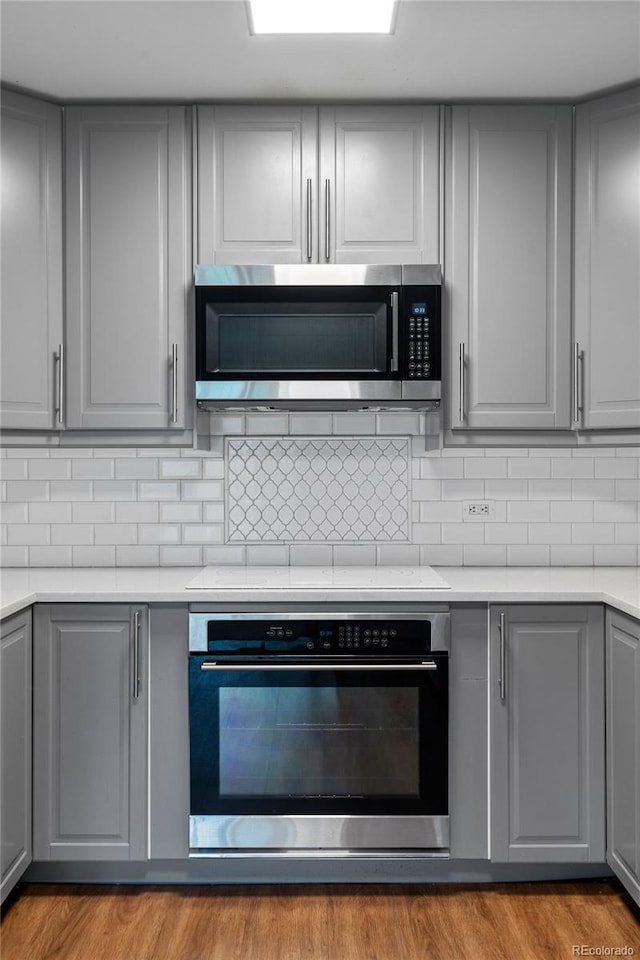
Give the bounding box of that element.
[1,565,639,621]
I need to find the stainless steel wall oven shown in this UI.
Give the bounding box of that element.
[188,610,449,853]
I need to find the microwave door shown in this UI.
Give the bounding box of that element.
[204,298,391,378]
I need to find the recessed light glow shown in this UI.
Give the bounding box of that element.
[249,0,397,35]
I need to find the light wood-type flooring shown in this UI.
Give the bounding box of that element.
[1,880,639,960]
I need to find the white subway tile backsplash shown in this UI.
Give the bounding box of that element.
[6,480,49,502]
[528,523,572,544]
[116,545,159,566]
[245,414,290,436]
[507,544,550,566]
[159,459,202,479]
[463,545,507,566]
[160,546,203,566]
[508,458,551,479]
[0,460,28,480]
[93,480,136,501]
[550,501,594,523]
[464,458,507,479]
[594,544,638,565]
[72,502,115,524]
[288,414,333,435]
[550,545,594,566]
[8,523,50,545]
[28,460,71,480]
[72,546,115,566]
[71,459,115,480]
[95,523,138,545]
[138,524,180,545]
[51,524,93,545]
[115,502,159,523]
[30,502,72,523]
[115,458,158,480]
[1,443,637,567]
[595,457,639,478]
[551,458,594,479]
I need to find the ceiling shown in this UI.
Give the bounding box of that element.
[1,0,639,103]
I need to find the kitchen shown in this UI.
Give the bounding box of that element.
[1,0,639,957]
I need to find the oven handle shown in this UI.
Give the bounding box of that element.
[200,661,440,672]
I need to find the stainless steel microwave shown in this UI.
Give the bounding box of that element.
[195,264,441,410]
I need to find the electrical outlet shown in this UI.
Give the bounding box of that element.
[463,500,495,521]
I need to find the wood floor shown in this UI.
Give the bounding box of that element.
[1,880,639,960]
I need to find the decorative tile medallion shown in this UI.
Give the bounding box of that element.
[226,438,410,543]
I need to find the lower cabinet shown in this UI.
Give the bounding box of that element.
[1,610,32,903]
[490,605,605,863]
[33,605,147,861]
[606,608,640,908]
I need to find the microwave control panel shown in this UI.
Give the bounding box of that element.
[400,291,441,381]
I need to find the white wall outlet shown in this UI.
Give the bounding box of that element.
[463,500,495,521]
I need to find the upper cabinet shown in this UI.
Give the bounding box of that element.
[64,106,191,430]
[446,105,572,431]
[574,86,640,430]
[196,105,440,265]
[0,91,63,431]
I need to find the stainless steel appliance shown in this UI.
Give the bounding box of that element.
[195,264,441,409]
[188,610,449,853]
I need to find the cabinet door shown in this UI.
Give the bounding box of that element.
[319,105,439,265]
[490,605,605,863]
[0,91,63,430]
[0,610,32,904]
[197,105,318,264]
[574,86,640,429]
[606,609,640,908]
[447,106,572,430]
[65,107,190,430]
[33,605,147,861]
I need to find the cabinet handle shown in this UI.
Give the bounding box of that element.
[171,343,179,424]
[324,178,331,261]
[573,342,583,426]
[306,179,313,261]
[390,292,399,372]
[133,610,142,700]
[458,342,465,424]
[498,612,506,703]
[55,343,65,426]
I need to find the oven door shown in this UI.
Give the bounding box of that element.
[188,657,448,852]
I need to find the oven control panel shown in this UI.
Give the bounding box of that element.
[192,615,451,656]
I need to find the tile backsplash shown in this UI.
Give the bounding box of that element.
[1,413,639,567]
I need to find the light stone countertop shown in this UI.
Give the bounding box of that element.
[1,565,639,622]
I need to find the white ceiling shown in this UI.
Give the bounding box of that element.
[1,0,639,103]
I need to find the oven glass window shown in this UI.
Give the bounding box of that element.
[218,686,419,798]
[205,301,388,374]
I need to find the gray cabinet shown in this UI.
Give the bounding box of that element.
[574,86,640,430]
[606,609,640,908]
[0,610,32,903]
[65,107,191,430]
[446,106,572,431]
[33,605,147,861]
[490,605,605,863]
[197,104,439,265]
[0,91,63,431]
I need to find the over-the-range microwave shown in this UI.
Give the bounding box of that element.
[195,264,441,410]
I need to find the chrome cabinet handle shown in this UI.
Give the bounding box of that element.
[133,610,142,700]
[171,343,178,424]
[573,342,583,426]
[390,292,399,372]
[306,178,313,261]
[324,178,331,261]
[55,343,65,426]
[498,612,506,703]
[201,661,440,672]
[458,342,465,423]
